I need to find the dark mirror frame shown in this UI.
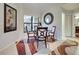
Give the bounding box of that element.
[44,13,54,25]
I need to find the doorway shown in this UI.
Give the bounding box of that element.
[73,13,79,37]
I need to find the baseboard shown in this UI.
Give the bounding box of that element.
[0,39,21,52]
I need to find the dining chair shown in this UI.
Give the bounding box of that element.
[16,40,26,55]
[27,31,36,43]
[36,27,48,48]
[26,40,50,55]
[48,26,56,42]
[34,26,38,32]
[28,40,37,55]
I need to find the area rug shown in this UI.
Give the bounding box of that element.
[51,40,78,55]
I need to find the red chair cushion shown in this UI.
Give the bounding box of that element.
[28,41,37,55]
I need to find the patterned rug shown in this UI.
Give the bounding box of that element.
[50,40,78,55]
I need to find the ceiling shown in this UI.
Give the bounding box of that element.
[62,3,79,11]
[20,3,64,13]
[17,3,79,13]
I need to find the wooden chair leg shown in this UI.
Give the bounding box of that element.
[45,38,47,48]
[27,39,29,43]
[37,40,39,48]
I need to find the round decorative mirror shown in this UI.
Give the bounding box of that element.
[44,13,54,25]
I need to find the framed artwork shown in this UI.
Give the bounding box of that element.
[4,3,17,33]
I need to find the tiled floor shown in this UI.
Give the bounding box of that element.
[35,41,50,55]
[36,38,79,55]
[35,40,64,55]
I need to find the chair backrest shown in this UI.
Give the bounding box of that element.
[34,26,38,32]
[16,40,26,55]
[49,26,56,36]
[28,41,37,55]
[37,27,48,38]
[52,26,56,35]
[27,31,36,43]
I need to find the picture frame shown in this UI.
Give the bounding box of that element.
[4,3,17,33]
[44,13,54,25]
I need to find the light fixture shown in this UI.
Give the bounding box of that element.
[75,16,79,19]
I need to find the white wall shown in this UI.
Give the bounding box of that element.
[0,3,24,54]
[62,12,65,40]
[65,12,72,37]
[61,9,74,38]
[22,6,41,17]
[41,6,62,40]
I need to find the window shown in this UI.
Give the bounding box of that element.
[24,16,40,32]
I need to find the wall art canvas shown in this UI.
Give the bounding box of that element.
[4,3,17,33]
